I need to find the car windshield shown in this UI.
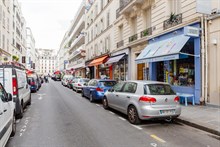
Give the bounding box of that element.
[145,84,176,95]
[99,81,116,87]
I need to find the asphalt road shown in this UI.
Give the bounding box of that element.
[6,80,220,147]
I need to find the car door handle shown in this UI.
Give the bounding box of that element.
[3,109,7,112]
[127,96,130,98]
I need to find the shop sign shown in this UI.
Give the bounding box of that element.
[184,26,200,37]
[142,54,179,63]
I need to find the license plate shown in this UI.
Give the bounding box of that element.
[160,109,175,115]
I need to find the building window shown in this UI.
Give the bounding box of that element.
[2,35,5,49]
[106,12,110,27]
[118,25,123,41]
[168,0,181,15]
[101,0,104,10]
[131,16,137,35]
[143,8,151,29]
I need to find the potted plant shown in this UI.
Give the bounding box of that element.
[169,12,177,23]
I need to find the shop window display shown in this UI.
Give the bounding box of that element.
[156,40,195,87]
[113,59,128,81]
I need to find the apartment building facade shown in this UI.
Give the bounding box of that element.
[0,0,11,63]
[37,48,56,75]
[26,27,36,70]
[67,1,86,78]
[0,0,28,66]
[10,0,27,65]
[85,0,118,79]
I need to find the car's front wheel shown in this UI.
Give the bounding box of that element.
[127,105,141,125]
[102,97,109,109]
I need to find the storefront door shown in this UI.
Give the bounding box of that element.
[137,63,144,80]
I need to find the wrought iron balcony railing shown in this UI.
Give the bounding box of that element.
[163,13,182,30]
[117,40,124,48]
[140,27,152,38]
[129,34,138,43]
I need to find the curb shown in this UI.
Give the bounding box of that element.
[176,118,220,137]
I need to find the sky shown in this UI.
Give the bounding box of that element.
[18,0,82,51]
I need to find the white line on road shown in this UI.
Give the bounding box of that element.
[131,125,143,130]
[109,111,115,115]
[96,104,101,107]
[20,133,22,136]
[118,117,126,121]
[16,119,20,124]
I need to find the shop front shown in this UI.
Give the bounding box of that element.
[106,48,130,81]
[136,23,201,104]
[88,55,111,79]
[68,58,85,78]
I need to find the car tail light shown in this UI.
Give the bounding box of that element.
[139,96,156,103]
[96,87,103,92]
[78,83,81,86]
[174,96,180,102]
[12,78,18,95]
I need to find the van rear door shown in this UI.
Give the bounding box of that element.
[0,68,12,94]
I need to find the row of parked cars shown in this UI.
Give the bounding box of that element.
[61,75,181,125]
[0,62,44,147]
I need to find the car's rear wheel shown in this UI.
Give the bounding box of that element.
[10,113,16,137]
[102,97,109,109]
[127,105,141,125]
[90,93,94,102]
[17,103,24,119]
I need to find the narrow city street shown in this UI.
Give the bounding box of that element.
[7,80,220,147]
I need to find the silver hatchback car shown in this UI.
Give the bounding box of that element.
[103,80,181,124]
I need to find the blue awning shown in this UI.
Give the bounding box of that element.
[136,35,190,63]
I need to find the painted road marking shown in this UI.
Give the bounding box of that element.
[118,117,126,121]
[150,135,166,143]
[96,104,100,107]
[16,119,20,124]
[150,143,158,147]
[109,111,115,115]
[131,125,143,130]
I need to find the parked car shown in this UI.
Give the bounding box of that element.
[67,77,75,89]
[28,77,39,92]
[81,79,116,102]
[61,75,73,86]
[72,78,90,92]
[102,81,181,124]
[0,62,31,118]
[0,83,16,147]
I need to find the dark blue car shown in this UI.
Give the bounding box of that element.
[28,77,39,92]
[81,79,116,102]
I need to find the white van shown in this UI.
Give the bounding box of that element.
[0,83,16,147]
[0,62,31,118]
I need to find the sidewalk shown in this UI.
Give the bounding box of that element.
[176,105,220,136]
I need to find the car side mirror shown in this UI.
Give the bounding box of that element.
[84,83,88,86]
[7,93,12,101]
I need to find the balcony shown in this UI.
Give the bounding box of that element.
[163,13,182,30]
[129,34,138,43]
[117,40,124,48]
[140,27,152,38]
[118,0,134,13]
